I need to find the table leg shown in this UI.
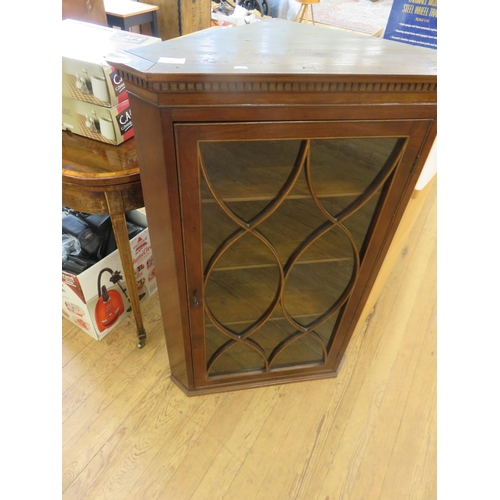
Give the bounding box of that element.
[151,11,158,38]
[105,191,147,348]
[106,15,126,31]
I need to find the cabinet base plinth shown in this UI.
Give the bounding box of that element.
[170,356,347,396]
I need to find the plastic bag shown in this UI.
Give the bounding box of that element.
[62,233,81,264]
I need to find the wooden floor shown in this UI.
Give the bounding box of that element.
[62,182,437,500]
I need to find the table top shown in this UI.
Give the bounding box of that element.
[104,0,159,17]
[62,131,140,187]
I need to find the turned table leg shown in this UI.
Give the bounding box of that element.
[105,190,147,348]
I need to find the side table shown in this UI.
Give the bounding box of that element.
[62,130,147,348]
[104,0,159,38]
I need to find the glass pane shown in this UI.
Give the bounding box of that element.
[283,260,353,326]
[206,317,229,363]
[205,266,280,334]
[249,319,296,358]
[309,138,399,198]
[271,334,324,368]
[208,342,266,376]
[258,198,349,264]
[341,190,383,254]
[312,313,340,347]
[202,186,241,270]
[318,190,383,255]
[200,140,303,220]
[199,136,402,376]
[206,316,266,376]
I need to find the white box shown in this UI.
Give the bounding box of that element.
[62,211,157,340]
[62,96,134,145]
[62,19,161,108]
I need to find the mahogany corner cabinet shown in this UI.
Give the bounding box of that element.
[114,20,437,395]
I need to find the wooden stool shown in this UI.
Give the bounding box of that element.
[104,0,159,37]
[294,0,320,25]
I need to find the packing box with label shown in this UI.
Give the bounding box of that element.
[62,211,157,340]
[62,19,161,108]
[62,96,133,145]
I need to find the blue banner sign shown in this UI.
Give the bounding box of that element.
[383,0,437,50]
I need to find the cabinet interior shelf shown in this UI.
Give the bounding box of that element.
[201,192,365,204]
[209,256,351,272]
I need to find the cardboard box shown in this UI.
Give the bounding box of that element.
[62,19,161,107]
[62,96,134,145]
[62,211,157,340]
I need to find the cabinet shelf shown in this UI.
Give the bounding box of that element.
[209,256,351,273]
[200,137,399,205]
[201,192,364,204]
[205,260,353,332]
[202,193,380,271]
[207,311,336,328]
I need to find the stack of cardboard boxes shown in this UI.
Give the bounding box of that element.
[62,19,161,145]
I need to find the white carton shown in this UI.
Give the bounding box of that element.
[62,96,134,145]
[62,211,157,340]
[62,19,161,107]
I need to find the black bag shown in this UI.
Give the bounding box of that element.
[105,221,145,256]
[62,214,102,259]
[62,254,97,274]
[62,208,146,264]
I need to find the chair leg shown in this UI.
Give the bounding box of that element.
[295,4,305,22]
[300,5,307,23]
[295,3,318,24]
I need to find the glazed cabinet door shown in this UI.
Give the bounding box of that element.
[175,119,433,392]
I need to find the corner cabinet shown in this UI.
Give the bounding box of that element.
[115,20,437,395]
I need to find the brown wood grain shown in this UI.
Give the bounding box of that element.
[118,20,436,77]
[112,22,436,394]
[138,0,211,40]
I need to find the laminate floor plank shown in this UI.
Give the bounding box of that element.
[377,303,437,500]
[62,181,437,500]
[290,240,429,498]
[124,392,228,500]
[63,390,167,500]
[122,417,210,500]
[62,376,153,493]
[116,322,167,380]
[205,384,285,464]
[359,205,436,500]
[62,319,94,367]
[62,340,104,394]
[313,188,437,500]
[62,356,118,422]
[62,366,133,453]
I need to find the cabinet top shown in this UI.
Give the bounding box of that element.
[113,20,436,106]
[116,20,436,79]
